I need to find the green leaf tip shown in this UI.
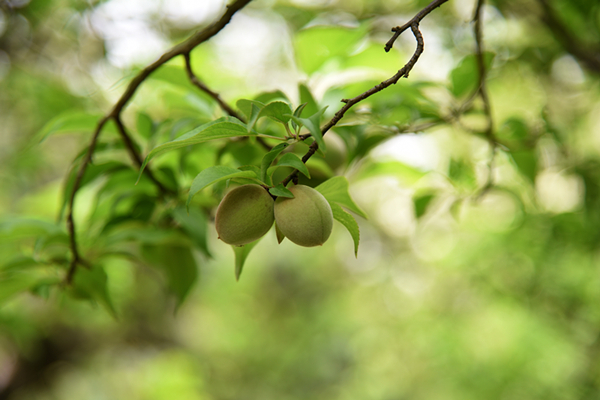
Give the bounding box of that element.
[233,240,260,281]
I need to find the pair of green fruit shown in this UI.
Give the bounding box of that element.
[215,184,333,247]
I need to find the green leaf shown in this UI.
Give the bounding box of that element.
[186,166,258,210]
[136,112,154,139]
[150,64,191,88]
[511,150,538,183]
[356,160,427,186]
[71,265,117,317]
[141,244,198,310]
[294,102,308,119]
[237,99,264,131]
[261,101,293,124]
[269,184,294,198]
[449,159,477,190]
[237,99,263,120]
[60,161,130,219]
[275,223,285,244]
[299,84,318,117]
[413,194,435,218]
[0,272,46,306]
[260,143,289,184]
[233,240,259,281]
[315,176,366,218]
[238,165,262,175]
[138,117,253,181]
[295,24,368,74]
[290,106,328,152]
[330,202,360,257]
[450,52,495,97]
[237,99,292,130]
[0,217,64,240]
[35,112,115,143]
[103,226,180,247]
[171,207,212,258]
[291,102,307,130]
[275,153,310,178]
[1,256,41,272]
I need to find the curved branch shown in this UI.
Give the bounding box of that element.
[182,52,272,150]
[183,53,244,121]
[537,0,600,73]
[473,0,496,192]
[385,0,450,52]
[64,0,254,283]
[282,23,428,186]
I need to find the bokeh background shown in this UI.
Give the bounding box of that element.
[2,0,600,398]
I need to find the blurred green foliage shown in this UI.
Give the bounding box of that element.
[1,0,600,398]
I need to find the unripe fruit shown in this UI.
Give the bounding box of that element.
[274,185,333,247]
[323,132,347,171]
[215,184,274,246]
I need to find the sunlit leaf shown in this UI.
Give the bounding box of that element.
[260,143,289,184]
[315,176,366,218]
[295,24,368,74]
[274,153,310,178]
[35,112,116,143]
[356,160,427,186]
[330,202,360,256]
[450,52,495,97]
[261,101,293,124]
[138,117,253,181]
[299,84,318,117]
[290,106,328,152]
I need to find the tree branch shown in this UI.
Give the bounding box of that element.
[66,117,107,283]
[183,53,244,121]
[537,0,600,73]
[473,0,496,192]
[64,0,254,283]
[113,115,171,194]
[282,21,433,186]
[385,0,450,52]
[182,52,272,150]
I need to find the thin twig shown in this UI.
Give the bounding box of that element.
[537,0,600,73]
[473,0,496,192]
[385,0,450,52]
[65,117,108,283]
[182,52,272,151]
[113,115,171,194]
[64,0,254,284]
[282,23,430,186]
[183,53,244,120]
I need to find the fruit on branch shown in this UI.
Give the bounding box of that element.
[323,132,347,171]
[274,185,333,247]
[215,184,275,246]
